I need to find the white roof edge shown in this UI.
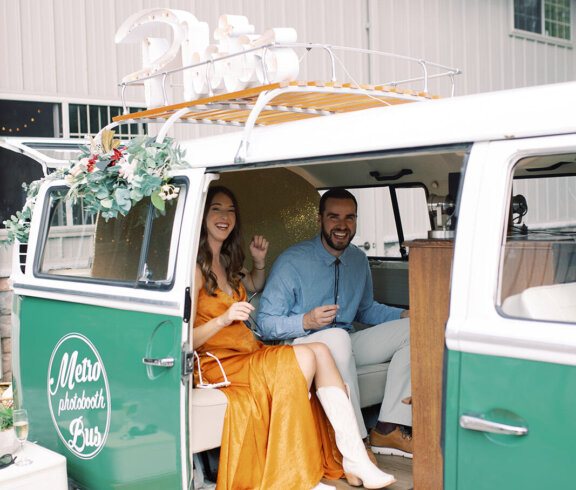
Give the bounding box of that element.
[179,81,576,167]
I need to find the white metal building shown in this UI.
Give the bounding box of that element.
[1,0,574,113]
[0,0,574,379]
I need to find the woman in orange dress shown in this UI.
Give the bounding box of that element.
[193,186,396,489]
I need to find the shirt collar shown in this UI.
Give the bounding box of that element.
[313,233,351,266]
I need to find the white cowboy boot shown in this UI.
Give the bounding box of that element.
[310,482,335,489]
[316,386,396,489]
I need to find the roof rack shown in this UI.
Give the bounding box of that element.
[108,43,461,161]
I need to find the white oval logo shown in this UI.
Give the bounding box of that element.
[47,333,111,459]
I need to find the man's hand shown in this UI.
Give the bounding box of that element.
[303,304,339,330]
[400,309,410,319]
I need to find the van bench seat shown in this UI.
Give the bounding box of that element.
[191,388,227,454]
[357,363,388,408]
[190,362,388,453]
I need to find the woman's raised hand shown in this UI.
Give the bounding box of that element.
[249,235,269,268]
[220,301,254,327]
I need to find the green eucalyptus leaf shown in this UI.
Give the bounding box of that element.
[95,187,110,199]
[94,160,108,171]
[114,188,132,213]
[151,190,165,212]
[130,189,143,201]
[100,198,113,209]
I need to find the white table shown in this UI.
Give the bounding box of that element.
[0,442,67,489]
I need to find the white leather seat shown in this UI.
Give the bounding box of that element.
[190,388,228,453]
[502,282,576,322]
[358,363,388,408]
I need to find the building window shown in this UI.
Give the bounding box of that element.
[514,0,571,41]
[0,100,61,137]
[68,104,147,138]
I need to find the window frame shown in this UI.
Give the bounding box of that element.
[34,179,188,290]
[496,154,576,323]
[510,0,574,47]
[342,183,433,260]
[67,103,147,139]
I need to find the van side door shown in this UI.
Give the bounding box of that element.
[443,135,576,489]
[12,168,206,489]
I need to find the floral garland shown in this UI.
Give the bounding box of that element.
[1,130,188,245]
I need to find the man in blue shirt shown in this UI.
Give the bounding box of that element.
[257,188,412,458]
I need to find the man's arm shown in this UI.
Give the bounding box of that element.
[355,260,404,324]
[256,261,307,340]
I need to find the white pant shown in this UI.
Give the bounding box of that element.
[293,318,411,438]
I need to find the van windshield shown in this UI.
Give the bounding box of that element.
[37,182,186,287]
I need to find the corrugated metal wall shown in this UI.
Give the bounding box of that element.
[2,0,574,103]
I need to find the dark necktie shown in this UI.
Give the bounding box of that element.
[333,258,340,326]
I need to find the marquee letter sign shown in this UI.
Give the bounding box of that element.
[116,9,299,108]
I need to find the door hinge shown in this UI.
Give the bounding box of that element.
[182,342,194,376]
[183,287,191,323]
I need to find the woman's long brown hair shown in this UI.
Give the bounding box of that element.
[197,186,245,296]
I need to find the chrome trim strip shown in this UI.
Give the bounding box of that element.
[11,283,180,309]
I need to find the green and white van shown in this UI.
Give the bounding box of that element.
[4,25,576,490]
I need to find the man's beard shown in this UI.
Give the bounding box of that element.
[321,227,355,251]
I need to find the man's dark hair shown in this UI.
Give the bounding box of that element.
[319,188,358,215]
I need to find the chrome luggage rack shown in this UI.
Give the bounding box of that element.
[108,43,461,162]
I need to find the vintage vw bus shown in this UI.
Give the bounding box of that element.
[6,10,576,490]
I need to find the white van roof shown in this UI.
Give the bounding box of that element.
[179,81,576,168]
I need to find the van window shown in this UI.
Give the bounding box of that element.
[499,156,576,322]
[350,186,430,257]
[0,147,44,225]
[37,182,186,287]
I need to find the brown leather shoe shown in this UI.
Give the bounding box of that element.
[363,437,378,466]
[369,426,413,458]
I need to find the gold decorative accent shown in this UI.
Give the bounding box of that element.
[217,167,320,270]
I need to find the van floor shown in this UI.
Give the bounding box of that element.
[321,454,413,489]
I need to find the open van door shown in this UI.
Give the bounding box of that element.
[0,138,83,276]
[10,136,210,488]
[443,135,576,489]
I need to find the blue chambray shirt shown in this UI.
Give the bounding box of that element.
[256,234,403,340]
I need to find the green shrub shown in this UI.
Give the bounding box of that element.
[0,406,13,431]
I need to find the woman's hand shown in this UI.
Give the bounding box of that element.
[249,235,269,269]
[219,301,255,327]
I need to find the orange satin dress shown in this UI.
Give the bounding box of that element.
[194,283,344,489]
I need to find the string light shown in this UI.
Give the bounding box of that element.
[0,105,43,135]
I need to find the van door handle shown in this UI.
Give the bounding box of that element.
[142,357,175,368]
[459,413,528,436]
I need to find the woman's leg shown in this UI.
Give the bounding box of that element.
[295,329,366,438]
[293,343,346,391]
[292,344,395,488]
[292,344,316,390]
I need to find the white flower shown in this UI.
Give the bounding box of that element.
[158,184,180,201]
[69,159,88,177]
[119,158,138,183]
